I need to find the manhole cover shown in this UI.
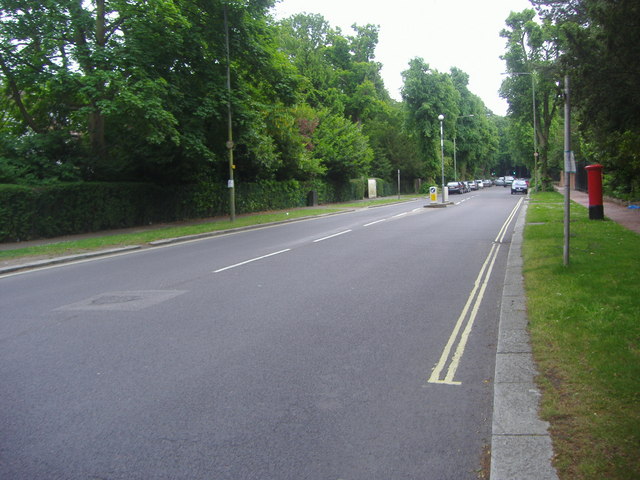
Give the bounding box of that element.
[56,290,186,311]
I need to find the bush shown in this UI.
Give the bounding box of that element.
[419,182,437,195]
[0,184,37,241]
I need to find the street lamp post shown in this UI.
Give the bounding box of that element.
[438,114,446,204]
[453,137,457,181]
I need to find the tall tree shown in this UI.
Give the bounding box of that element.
[401,58,460,182]
[0,0,306,184]
[450,67,499,178]
[533,0,640,198]
[500,9,563,190]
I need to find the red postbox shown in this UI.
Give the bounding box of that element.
[585,164,604,220]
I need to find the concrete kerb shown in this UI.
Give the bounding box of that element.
[0,246,142,275]
[491,196,559,480]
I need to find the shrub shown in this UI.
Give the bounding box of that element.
[0,178,368,242]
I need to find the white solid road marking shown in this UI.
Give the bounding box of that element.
[427,198,523,385]
[213,249,291,273]
[313,230,352,243]
[364,219,387,227]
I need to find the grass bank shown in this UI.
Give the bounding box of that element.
[523,192,639,479]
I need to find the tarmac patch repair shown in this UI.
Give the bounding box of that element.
[56,290,186,311]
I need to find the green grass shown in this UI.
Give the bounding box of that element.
[0,208,342,261]
[523,192,640,479]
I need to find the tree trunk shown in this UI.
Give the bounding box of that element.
[0,53,43,133]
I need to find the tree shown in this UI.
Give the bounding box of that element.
[0,0,308,185]
[533,0,640,199]
[310,109,373,181]
[401,58,460,182]
[450,67,499,178]
[500,9,563,190]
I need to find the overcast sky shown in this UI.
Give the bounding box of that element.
[271,0,534,116]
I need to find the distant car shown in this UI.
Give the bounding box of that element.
[495,177,505,186]
[511,179,528,195]
[504,176,515,187]
[483,179,492,187]
[475,180,484,189]
[467,180,478,191]
[446,181,464,194]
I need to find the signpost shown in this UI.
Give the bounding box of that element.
[429,186,438,203]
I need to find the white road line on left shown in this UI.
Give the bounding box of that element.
[313,230,352,243]
[213,249,291,273]
[364,219,386,227]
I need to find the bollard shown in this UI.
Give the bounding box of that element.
[585,164,604,220]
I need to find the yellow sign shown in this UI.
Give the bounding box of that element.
[429,186,438,202]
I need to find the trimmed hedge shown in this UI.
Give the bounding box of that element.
[0,184,37,242]
[0,178,373,242]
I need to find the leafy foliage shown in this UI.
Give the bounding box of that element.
[500,2,640,199]
[0,1,502,237]
[401,58,460,181]
[499,9,563,190]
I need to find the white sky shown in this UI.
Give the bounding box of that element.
[271,0,534,116]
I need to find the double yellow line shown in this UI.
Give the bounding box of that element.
[428,198,523,386]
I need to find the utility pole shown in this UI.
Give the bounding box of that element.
[531,74,539,190]
[563,75,571,266]
[438,115,446,204]
[224,4,236,222]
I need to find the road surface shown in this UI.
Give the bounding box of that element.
[1,187,524,479]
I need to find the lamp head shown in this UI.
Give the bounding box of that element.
[438,114,445,121]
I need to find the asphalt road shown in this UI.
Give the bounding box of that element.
[1,187,525,480]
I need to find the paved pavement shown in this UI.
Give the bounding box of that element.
[557,187,640,234]
[2,190,638,478]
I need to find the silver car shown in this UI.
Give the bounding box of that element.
[511,179,528,194]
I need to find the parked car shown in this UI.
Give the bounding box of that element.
[467,180,478,191]
[511,179,528,195]
[495,177,505,186]
[475,180,484,189]
[446,181,464,194]
[504,176,515,187]
[483,179,492,187]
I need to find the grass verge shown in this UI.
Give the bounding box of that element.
[523,192,640,479]
[0,208,342,261]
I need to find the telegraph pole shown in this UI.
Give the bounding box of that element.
[224,4,236,221]
[563,75,571,266]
